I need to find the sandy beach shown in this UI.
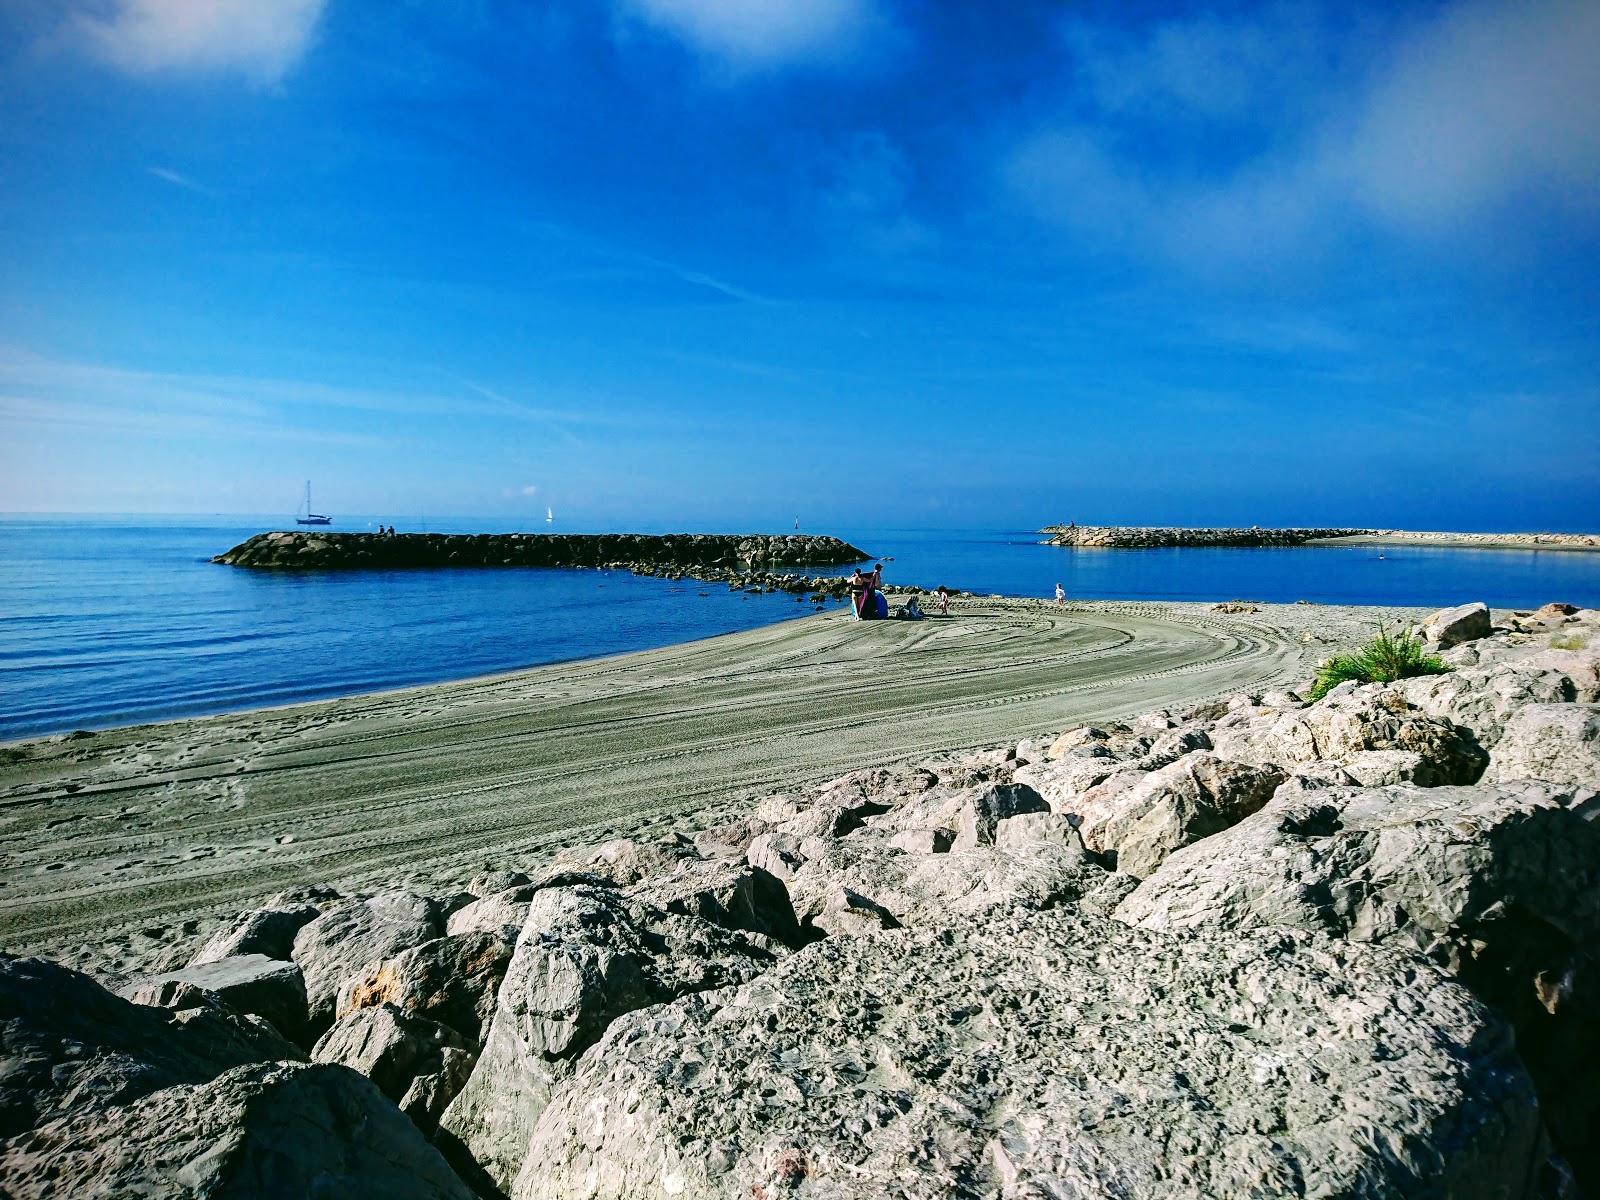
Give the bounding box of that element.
[0,597,1429,978]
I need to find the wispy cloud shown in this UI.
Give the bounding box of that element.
[146,166,220,197]
[1007,0,1600,268]
[616,0,881,71]
[73,0,326,82]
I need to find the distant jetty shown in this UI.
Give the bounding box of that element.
[214,531,870,572]
[1040,526,1600,551]
[1040,526,1373,548]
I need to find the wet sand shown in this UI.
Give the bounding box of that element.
[0,598,1426,977]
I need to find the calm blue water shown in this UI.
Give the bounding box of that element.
[3,516,1598,740]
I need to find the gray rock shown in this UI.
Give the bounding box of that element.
[468,870,531,898]
[548,834,700,886]
[1484,703,1600,787]
[0,953,301,1142]
[1058,751,1285,878]
[122,954,309,1047]
[435,884,781,1197]
[292,892,443,1036]
[994,810,1083,851]
[1394,657,1585,748]
[516,908,1541,1200]
[1425,601,1493,647]
[313,1003,474,1133]
[188,904,321,965]
[447,886,539,940]
[745,831,812,882]
[2,1060,473,1198]
[1340,747,1432,786]
[952,782,1050,849]
[337,932,515,1046]
[628,860,801,948]
[887,827,954,854]
[1116,778,1600,1192]
[1132,726,1212,771]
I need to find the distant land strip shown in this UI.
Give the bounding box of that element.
[1040,526,1600,551]
[214,531,870,571]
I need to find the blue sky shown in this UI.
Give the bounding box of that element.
[1,0,1597,530]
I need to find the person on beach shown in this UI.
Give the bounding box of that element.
[1055,582,1065,606]
[936,585,951,615]
[856,563,882,620]
[847,567,867,620]
[900,596,923,620]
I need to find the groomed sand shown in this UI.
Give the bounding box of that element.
[0,597,1430,978]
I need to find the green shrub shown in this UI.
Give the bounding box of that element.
[1550,633,1589,650]
[1308,624,1451,700]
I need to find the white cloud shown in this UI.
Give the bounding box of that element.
[520,484,539,496]
[74,0,325,82]
[147,166,220,197]
[1008,0,1600,266]
[618,0,876,69]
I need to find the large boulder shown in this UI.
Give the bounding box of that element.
[1395,651,1598,748]
[547,835,701,886]
[337,931,514,1046]
[1484,703,1600,788]
[1,1060,473,1198]
[1115,780,1600,1191]
[189,904,321,965]
[0,953,299,1141]
[628,860,802,948]
[313,1003,475,1133]
[1209,683,1485,784]
[122,953,309,1047]
[292,891,443,1036]
[1424,601,1493,647]
[516,908,1543,1200]
[951,782,1049,849]
[434,883,782,1198]
[1059,752,1285,878]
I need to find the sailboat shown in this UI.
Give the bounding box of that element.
[296,481,332,526]
[546,506,554,523]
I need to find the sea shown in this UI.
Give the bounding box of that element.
[4,514,1599,741]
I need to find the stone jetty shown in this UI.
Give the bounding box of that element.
[5,603,1600,1197]
[1042,524,1374,547]
[214,531,869,572]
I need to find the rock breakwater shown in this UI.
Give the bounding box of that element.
[214,531,869,572]
[1042,525,1374,547]
[5,603,1600,1196]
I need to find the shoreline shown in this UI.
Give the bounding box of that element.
[0,596,1433,978]
[1040,525,1600,551]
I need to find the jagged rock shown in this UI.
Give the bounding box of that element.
[468,870,531,898]
[1484,704,1600,787]
[1056,752,1285,878]
[1116,779,1600,1192]
[313,1003,474,1133]
[435,884,781,1197]
[0,953,302,1145]
[887,827,954,854]
[628,860,801,947]
[2,1060,473,1198]
[994,810,1083,851]
[785,836,1132,934]
[292,891,443,1036]
[775,801,876,838]
[1014,751,1122,811]
[122,954,309,1047]
[189,904,321,965]
[1425,601,1492,647]
[447,886,539,940]
[1339,747,1433,786]
[745,831,816,882]
[549,834,700,886]
[1045,725,1109,759]
[1209,683,1485,784]
[1395,650,1599,748]
[952,782,1049,849]
[1132,727,1212,771]
[515,908,1541,1200]
[691,816,771,856]
[338,932,514,1046]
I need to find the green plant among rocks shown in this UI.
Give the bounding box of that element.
[1309,624,1452,700]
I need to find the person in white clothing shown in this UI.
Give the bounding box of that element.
[1054,582,1065,606]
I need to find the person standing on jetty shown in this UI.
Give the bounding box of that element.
[1055,582,1065,606]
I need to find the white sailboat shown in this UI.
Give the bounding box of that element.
[546,506,554,523]
[296,481,332,526]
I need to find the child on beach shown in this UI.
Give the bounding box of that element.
[936,585,951,615]
[1055,583,1064,606]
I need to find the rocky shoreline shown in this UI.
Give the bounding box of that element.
[1042,525,1374,547]
[3,602,1599,1197]
[213,531,870,573]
